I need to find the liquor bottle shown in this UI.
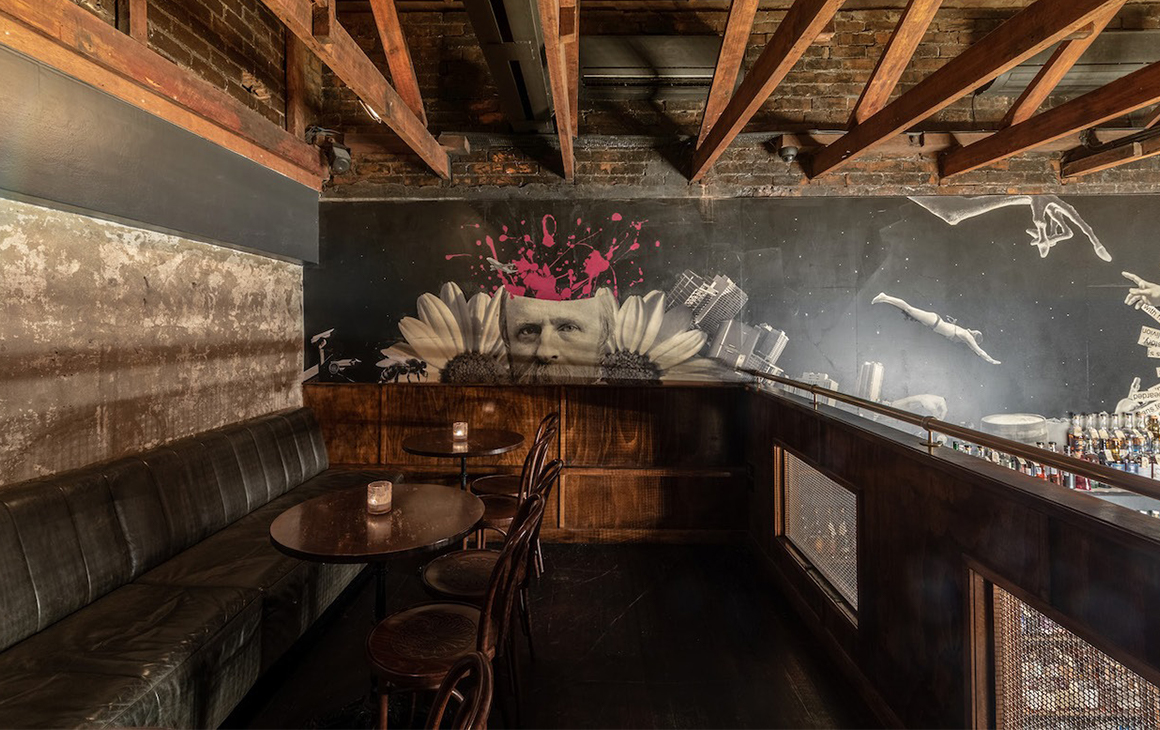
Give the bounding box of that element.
[1079,413,1100,490]
[1113,413,1128,462]
[1099,410,1118,466]
[1085,412,1102,456]
[1033,443,1048,480]
[1052,442,1076,489]
[1046,442,1061,485]
[1129,412,1148,456]
[1067,412,1086,457]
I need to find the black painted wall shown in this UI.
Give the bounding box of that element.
[0,45,319,262]
[308,196,1160,426]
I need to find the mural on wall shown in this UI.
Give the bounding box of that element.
[455,213,653,299]
[871,292,1001,365]
[910,194,1111,261]
[307,195,1160,427]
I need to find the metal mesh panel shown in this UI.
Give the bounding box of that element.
[993,585,1160,729]
[783,453,858,609]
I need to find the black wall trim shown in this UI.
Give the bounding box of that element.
[0,44,319,263]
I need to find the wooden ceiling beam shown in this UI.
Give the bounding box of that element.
[806,0,1126,179]
[259,0,450,177]
[368,0,427,125]
[129,0,148,42]
[999,0,1123,127]
[697,0,760,147]
[1061,131,1160,179]
[285,34,312,138]
[940,59,1160,177]
[691,0,843,182]
[1144,104,1160,130]
[561,0,580,138]
[537,0,576,179]
[0,0,325,188]
[848,0,942,127]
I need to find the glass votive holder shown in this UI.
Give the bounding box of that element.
[452,421,469,441]
[367,481,393,515]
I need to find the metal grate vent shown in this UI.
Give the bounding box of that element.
[993,585,1160,728]
[783,453,858,609]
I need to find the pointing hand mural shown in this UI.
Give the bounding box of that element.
[909,194,1111,262]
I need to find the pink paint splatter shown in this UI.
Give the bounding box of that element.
[541,215,557,247]
[458,213,656,300]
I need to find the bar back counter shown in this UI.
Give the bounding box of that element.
[308,380,1160,729]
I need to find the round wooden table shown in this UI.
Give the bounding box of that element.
[270,483,484,620]
[402,428,524,491]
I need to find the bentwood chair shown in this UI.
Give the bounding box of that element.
[420,460,563,662]
[425,651,494,730]
[470,413,559,498]
[471,417,558,550]
[367,495,545,730]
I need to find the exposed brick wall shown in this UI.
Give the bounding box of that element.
[327,133,1160,199]
[323,3,1160,197]
[69,0,289,127]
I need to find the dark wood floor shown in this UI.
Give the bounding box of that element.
[223,544,879,729]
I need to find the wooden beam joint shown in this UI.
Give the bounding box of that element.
[312,0,336,42]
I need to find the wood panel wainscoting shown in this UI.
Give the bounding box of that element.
[744,384,1160,728]
[302,382,748,543]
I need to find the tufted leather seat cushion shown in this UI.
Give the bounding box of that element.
[0,583,261,728]
[0,407,355,728]
[137,468,391,669]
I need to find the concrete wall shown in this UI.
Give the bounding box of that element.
[0,197,303,485]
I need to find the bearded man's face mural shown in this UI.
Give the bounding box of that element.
[501,293,615,384]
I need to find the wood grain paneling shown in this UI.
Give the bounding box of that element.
[305,382,749,543]
[564,386,743,468]
[380,385,560,467]
[561,472,746,530]
[304,383,380,463]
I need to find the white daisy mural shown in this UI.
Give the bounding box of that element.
[385,284,723,385]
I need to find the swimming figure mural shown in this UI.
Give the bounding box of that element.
[872,292,1001,365]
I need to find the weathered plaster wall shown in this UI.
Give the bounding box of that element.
[0,197,303,485]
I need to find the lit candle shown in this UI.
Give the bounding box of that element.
[367,481,393,514]
[452,421,469,441]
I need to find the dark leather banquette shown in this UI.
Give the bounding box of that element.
[0,408,381,728]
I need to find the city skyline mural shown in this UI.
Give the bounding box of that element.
[306,196,1160,429]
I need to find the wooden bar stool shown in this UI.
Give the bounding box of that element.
[367,495,545,730]
[471,413,559,498]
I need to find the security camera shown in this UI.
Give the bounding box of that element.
[325,143,352,175]
[305,126,352,176]
[778,145,799,163]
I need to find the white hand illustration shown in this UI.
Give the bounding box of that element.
[1123,271,1160,309]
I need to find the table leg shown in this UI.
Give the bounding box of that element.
[374,563,388,623]
[459,456,468,491]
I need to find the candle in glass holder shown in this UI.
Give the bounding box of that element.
[367,481,393,514]
[452,421,469,441]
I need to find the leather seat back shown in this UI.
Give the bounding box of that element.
[0,470,134,653]
[0,407,329,653]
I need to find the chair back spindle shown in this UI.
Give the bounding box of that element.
[476,494,545,653]
[425,651,494,730]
